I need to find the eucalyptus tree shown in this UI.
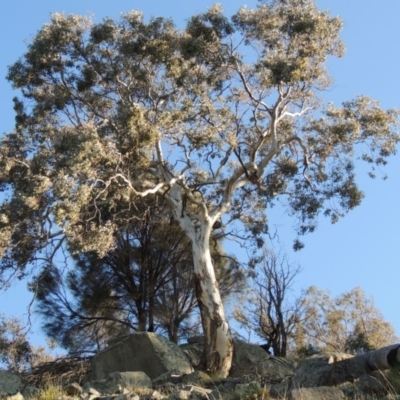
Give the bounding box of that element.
[296,286,398,354]
[1,0,399,375]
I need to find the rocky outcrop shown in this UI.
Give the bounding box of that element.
[180,336,296,383]
[83,371,153,395]
[10,337,400,399]
[85,333,193,381]
[231,338,296,381]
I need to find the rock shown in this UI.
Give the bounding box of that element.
[21,385,40,399]
[110,371,153,390]
[56,396,77,400]
[181,371,211,385]
[86,332,193,381]
[234,381,268,399]
[83,371,152,395]
[143,390,166,400]
[152,371,183,386]
[1,336,397,400]
[183,385,213,399]
[171,389,191,400]
[179,342,203,369]
[230,338,269,376]
[289,386,346,400]
[269,377,292,398]
[355,373,389,397]
[291,355,334,388]
[82,386,101,400]
[4,393,24,400]
[152,381,177,397]
[230,339,296,382]
[115,394,140,400]
[328,355,372,386]
[64,382,83,396]
[0,371,23,398]
[182,336,295,383]
[291,352,368,388]
[55,397,75,400]
[169,385,212,400]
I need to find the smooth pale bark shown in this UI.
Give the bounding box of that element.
[166,172,234,377]
[191,222,233,377]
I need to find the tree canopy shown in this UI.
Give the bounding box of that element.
[1,0,399,375]
[296,286,399,355]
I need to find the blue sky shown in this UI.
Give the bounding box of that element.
[1,0,400,348]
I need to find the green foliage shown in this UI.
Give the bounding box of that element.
[296,343,321,359]
[33,205,245,353]
[1,0,398,280]
[0,315,54,373]
[1,0,399,374]
[0,315,31,372]
[345,332,376,355]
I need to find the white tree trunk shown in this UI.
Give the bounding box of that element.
[191,223,233,377]
[164,173,233,376]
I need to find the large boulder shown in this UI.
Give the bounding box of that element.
[291,353,364,388]
[86,333,193,381]
[230,339,296,382]
[291,356,332,388]
[83,371,152,395]
[180,337,295,383]
[0,371,23,399]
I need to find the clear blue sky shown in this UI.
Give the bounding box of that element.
[1,0,400,348]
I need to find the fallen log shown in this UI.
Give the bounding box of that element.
[328,343,400,386]
[292,343,400,388]
[364,343,400,371]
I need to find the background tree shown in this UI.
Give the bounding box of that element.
[0,315,53,373]
[296,286,398,355]
[33,204,244,353]
[1,0,399,375]
[235,248,305,357]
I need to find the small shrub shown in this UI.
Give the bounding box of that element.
[30,382,64,400]
[226,382,270,400]
[387,364,400,394]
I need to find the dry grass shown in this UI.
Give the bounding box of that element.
[27,382,64,400]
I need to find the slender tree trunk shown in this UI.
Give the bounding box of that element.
[136,301,147,332]
[172,320,179,344]
[191,224,233,378]
[148,281,155,332]
[166,175,233,376]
